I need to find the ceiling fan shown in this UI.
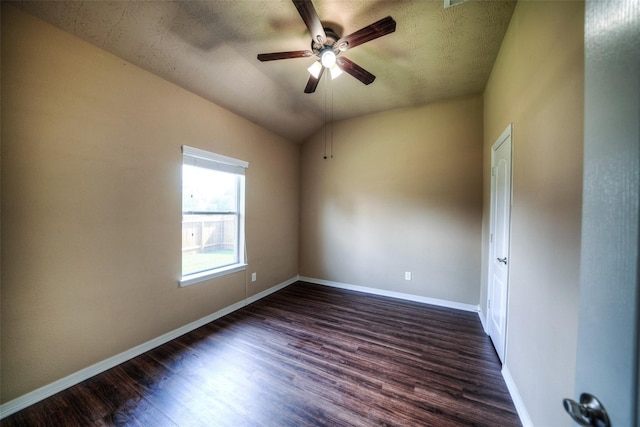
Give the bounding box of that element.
[257,0,396,93]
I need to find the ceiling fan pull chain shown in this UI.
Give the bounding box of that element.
[324,76,328,159]
[330,82,334,159]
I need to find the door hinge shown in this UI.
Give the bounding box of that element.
[490,233,494,243]
[488,299,491,309]
[491,166,496,177]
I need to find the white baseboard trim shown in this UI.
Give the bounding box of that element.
[245,276,297,305]
[0,276,298,420]
[502,364,534,427]
[299,276,480,313]
[478,308,489,334]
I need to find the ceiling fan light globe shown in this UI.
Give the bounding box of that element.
[321,50,337,68]
[307,61,323,78]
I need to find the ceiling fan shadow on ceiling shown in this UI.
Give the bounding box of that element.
[257,0,396,94]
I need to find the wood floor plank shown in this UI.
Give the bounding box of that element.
[2,281,521,426]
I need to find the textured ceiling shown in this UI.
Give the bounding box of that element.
[14,0,516,143]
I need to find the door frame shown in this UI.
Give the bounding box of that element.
[487,123,513,363]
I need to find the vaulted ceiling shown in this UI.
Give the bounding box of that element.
[14,0,516,143]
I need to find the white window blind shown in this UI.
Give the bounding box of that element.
[182,145,248,175]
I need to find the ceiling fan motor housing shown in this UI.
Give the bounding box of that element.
[311,27,344,55]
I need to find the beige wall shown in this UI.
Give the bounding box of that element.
[1,5,299,403]
[482,1,584,426]
[299,96,484,305]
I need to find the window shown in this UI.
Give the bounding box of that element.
[180,146,248,287]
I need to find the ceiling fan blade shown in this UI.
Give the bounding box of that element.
[293,0,327,45]
[304,67,324,93]
[257,50,313,61]
[336,57,376,85]
[335,16,396,51]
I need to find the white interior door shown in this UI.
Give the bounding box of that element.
[564,1,639,426]
[487,124,512,364]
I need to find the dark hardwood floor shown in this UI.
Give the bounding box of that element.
[2,281,521,426]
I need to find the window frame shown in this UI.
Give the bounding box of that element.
[179,145,248,287]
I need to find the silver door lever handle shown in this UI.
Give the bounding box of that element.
[563,393,610,427]
[497,257,508,265]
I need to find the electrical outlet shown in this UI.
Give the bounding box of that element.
[251,272,257,282]
[405,272,412,281]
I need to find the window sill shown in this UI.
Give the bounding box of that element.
[179,264,247,287]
